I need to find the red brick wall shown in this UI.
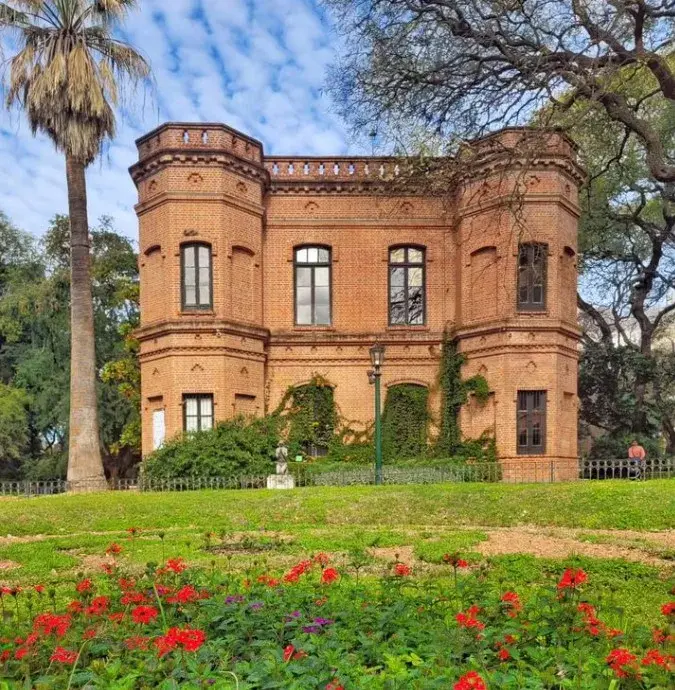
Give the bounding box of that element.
[131,124,582,477]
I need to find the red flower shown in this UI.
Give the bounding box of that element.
[641,649,668,668]
[83,627,97,640]
[456,606,485,631]
[33,613,71,637]
[661,601,675,617]
[504,634,517,645]
[154,626,206,657]
[326,681,344,690]
[125,635,150,651]
[127,527,139,537]
[557,568,587,591]
[75,578,92,593]
[498,647,511,661]
[443,553,469,568]
[164,558,187,574]
[67,601,83,614]
[86,596,110,616]
[132,605,159,625]
[321,568,339,584]
[166,585,200,604]
[314,552,330,566]
[607,648,639,678]
[101,563,116,575]
[105,542,122,555]
[454,671,487,690]
[34,585,45,594]
[50,647,78,664]
[257,575,280,587]
[119,578,136,591]
[0,649,10,663]
[14,647,29,661]
[283,560,314,583]
[121,591,147,606]
[500,591,522,618]
[109,612,125,624]
[283,644,294,662]
[394,563,411,577]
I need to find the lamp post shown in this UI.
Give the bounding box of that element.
[368,343,385,485]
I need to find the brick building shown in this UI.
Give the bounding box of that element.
[130,123,583,478]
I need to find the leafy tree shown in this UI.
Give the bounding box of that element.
[0,0,150,486]
[0,214,140,478]
[0,382,29,478]
[325,1,675,194]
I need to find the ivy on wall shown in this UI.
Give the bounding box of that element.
[382,384,430,460]
[436,333,490,457]
[280,375,337,456]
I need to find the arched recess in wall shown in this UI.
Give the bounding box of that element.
[469,246,498,320]
[287,380,336,457]
[561,246,577,322]
[141,244,164,323]
[231,245,256,322]
[382,383,430,460]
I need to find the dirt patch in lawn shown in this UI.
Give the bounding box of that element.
[0,560,19,571]
[477,527,673,566]
[369,545,415,564]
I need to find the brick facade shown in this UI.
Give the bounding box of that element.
[130,123,583,478]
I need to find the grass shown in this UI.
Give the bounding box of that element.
[0,480,673,627]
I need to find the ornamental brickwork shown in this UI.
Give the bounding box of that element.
[130,123,583,479]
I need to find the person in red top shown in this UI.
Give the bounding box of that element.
[628,440,646,479]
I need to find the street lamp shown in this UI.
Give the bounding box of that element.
[368,343,386,485]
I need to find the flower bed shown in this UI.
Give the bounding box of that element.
[1,544,673,688]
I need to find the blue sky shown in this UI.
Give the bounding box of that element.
[0,0,355,241]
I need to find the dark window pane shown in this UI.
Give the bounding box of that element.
[408,287,424,323]
[531,423,541,447]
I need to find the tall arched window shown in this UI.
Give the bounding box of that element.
[518,243,547,311]
[389,246,425,325]
[181,243,212,310]
[294,246,331,325]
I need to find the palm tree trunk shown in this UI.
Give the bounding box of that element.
[65,155,106,490]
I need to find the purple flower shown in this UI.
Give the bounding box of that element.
[313,617,334,626]
[250,601,264,610]
[302,625,321,634]
[225,595,245,605]
[285,610,302,622]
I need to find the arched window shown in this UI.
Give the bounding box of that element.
[294,246,331,325]
[518,243,547,311]
[389,246,425,325]
[181,243,212,310]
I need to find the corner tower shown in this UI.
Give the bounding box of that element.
[455,130,583,479]
[130,124,269,455]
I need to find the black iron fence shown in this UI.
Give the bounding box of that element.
[0,458,672,497]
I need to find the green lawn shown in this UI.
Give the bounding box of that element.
[1,480,673,627]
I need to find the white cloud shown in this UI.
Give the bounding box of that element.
[0,0,357,240]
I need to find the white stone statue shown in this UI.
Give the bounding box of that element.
[275,441,289,475]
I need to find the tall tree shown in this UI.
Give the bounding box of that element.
[325,1,675,193]
[0,0,149,487]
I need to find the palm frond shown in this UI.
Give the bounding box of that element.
[0,0,149,164]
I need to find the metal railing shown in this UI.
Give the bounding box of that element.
[579,457,675,480]
[0,458,672,497]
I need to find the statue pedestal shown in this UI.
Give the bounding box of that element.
[266,474,295,490]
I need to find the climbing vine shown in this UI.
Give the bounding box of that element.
[275,375,337,457]
[382,384,430,460]
[436,333,490,457]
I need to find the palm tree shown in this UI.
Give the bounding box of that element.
[0,1,149,489]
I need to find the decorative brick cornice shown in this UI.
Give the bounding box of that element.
[135,318,269,343]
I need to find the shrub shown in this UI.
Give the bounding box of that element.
[143,416,280,479]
